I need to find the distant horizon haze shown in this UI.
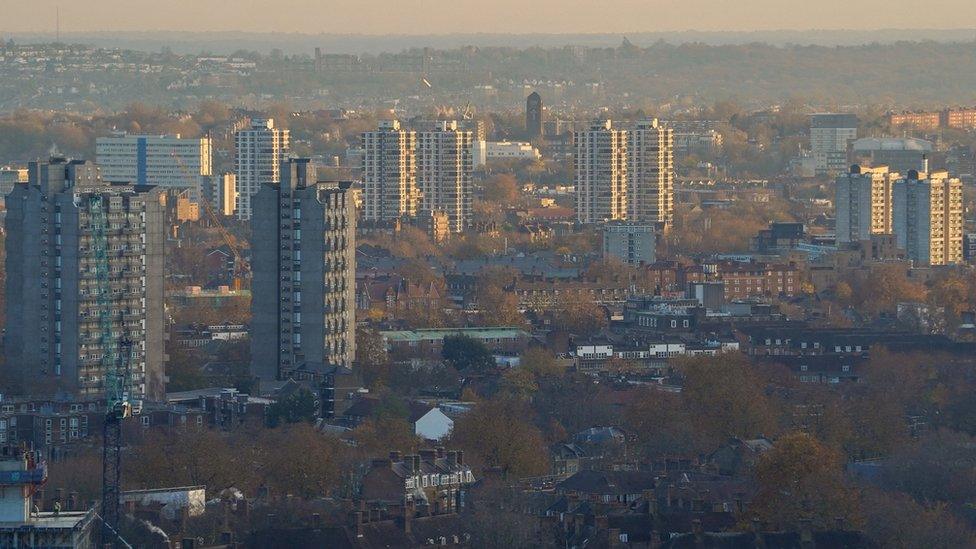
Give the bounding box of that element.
[4,0,976,35]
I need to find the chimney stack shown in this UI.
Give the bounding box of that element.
[403,501,414,534]
[692,519,703,543]
[800,518,813,547]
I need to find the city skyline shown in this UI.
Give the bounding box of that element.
[1,1,976,542]
[4,0,976,35]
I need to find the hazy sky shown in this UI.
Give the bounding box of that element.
[4,0,976,34]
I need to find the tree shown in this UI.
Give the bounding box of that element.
[751,432,862,530]
[927,272,975,329]
[355,328,390,389]
[498,368,538,400]
[266,388,318,427]
[879,430,976,508]
[677,354,780,447]
[862,488,976,549]
[849,264,926,316]
[533,374,618,435]
[126,428,244,493]
[834,281,854,304]
[398,258,442,288]
[253,425,344,499]
[353,417,421,458]
[476,266,519,290]
[585,258,635,284]
[45,448,103,504]
[483,174,519,204]
[476,285,524,327]
[554,294,608,335]
[442,334,495,374]
[519,347,564,378]
[165,345,207,392]
[449,398,549,478]
[625,387,705,458]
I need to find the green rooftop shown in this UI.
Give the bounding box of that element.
[379,327,530,343]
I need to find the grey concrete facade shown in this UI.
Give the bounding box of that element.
[251,158,356,382]
[4,158,166,401]
[602,222,656,265]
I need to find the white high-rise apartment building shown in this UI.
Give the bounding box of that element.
[893,169,964,265]
[234,118,290,220]
[629,118,674,227]
[575,119,628,224]
[96,133,212,200]
[362,120,420,222]
[207,173,237,217]
[811,113,858,176]
[835,165,898,244]
[417,121,473,233]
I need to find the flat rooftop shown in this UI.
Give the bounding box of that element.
[0,510,93,530]
[379,327,529,342]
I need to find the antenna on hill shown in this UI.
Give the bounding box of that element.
[55,6,60,44]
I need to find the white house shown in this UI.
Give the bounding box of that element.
[411,405,454,441]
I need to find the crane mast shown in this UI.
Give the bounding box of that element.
[90,194,132,546]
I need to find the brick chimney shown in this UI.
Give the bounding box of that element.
[800,518,813,547]
[692,518,703,544]
[402,500,414,534]
[751,519,764,546]
[595,515,609,530]
[642,489,657,515]
[354,511,364,538]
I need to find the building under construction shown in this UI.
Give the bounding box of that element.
[4,158,167,402]
[0,448,96,548]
